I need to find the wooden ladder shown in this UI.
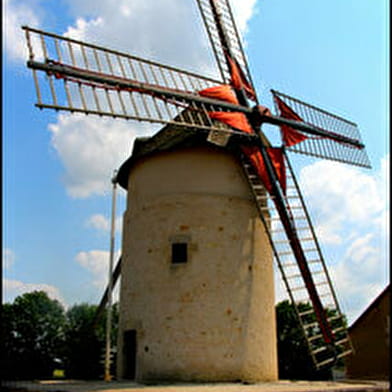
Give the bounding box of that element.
[240,152,353,369]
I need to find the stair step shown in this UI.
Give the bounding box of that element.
[307,257,322,264]
[274,239,291,245]
[315,281,330,287]
[279,261,298,267]
[328,314,343,322]
[310,270,325,276]
[273,226,309,233]
[281,259,321,267]
[277,250,294,256]
[319,292,333,299]
[292,215,307,220]
[316,356,336,368]
[286,273,303,280]
[303,248,318,253]
[336,349,352,359]
[265,217,282,222]
[285,194,300,199]
[312,345,329,355]
[332,326,346,335]
[335,337,349,346]
[303,321,319,329]
[298,309,315,317]
[298,237,314,242]
[291,285,307,292]
[308,333,323,342]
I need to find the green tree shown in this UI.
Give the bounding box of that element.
[276,300,334,380]
[1,291,66,380]
[1,291,120,380]
[1,303,19,379]
[63,303,118,379]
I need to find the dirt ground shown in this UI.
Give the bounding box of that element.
[1,379,389,392]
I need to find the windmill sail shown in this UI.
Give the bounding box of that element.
[22,0,368,372]
[195,0,357,369]
[196,0,255,94]
[271,90,371,169]
[241,152,352,368]
[22,26,254,134]
[193,1,361,355]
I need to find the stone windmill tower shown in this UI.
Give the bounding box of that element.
[23,0,371,384]
[115,124,277,382]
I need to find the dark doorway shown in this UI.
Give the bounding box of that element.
[123,329,137,379]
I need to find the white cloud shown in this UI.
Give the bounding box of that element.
[86,214,123,234]
[63,1,214,76]
[75,249,120,302]
[231,0,258,35]
[300,161,383,224]
[296,155,389,323]
[3,248,15,270]
[2,250,67,307]
[345,233,378,265]
[312,223,343,246]
[64,16,104,41]
[3,279,67,308]
[87,214,110,231]
[2,0,41,63]
[76,250,108,288]
[75,249,121,289]
[63,0,257,76]
[299,158,387,244]
[39,0,257,200]
[48,113,147,198]
[330,263,386,323]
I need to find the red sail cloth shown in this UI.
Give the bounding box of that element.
[198,85,239,105]
[199,85,252,133]
[199,77,285,194]
[205,102,286,194]
[200,84,252,133]
[241,146,286,194]
[208,111,253,134]
[274,95,308,147]
[241,146,271,192]
[226,54,257,102]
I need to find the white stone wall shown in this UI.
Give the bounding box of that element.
[117,145,278,382]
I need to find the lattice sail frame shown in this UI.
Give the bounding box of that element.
[271,90,371,168]
[23,26,371,170]
[241,153,353,369]
[23,26,252,137]
[196,0,254,88]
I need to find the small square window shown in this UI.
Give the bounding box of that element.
[171,242,188,264]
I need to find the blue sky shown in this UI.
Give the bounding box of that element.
[3,0,389,324]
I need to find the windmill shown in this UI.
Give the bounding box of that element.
[22,0,371,380]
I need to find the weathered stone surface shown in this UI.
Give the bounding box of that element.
[118,146,277,382]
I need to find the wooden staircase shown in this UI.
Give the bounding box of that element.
[241,152,353,369]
